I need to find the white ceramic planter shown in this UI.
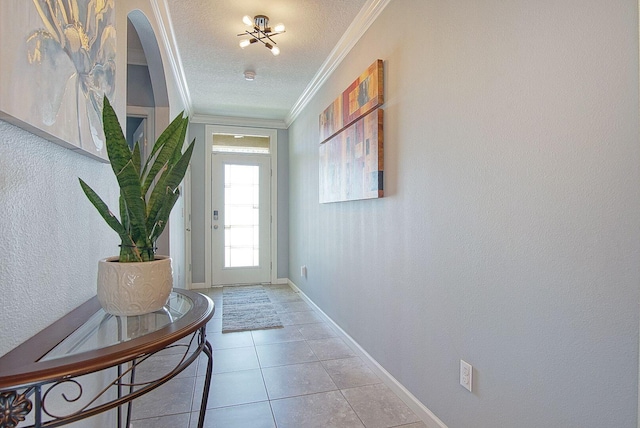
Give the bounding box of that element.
[97,255,173,316]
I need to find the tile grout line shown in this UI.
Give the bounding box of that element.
[251,325,281,428]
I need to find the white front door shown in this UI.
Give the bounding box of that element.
[211,153,271,285]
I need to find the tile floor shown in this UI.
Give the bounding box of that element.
[130,284,427,428]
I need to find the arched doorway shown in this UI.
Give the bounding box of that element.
[126,10,189,289]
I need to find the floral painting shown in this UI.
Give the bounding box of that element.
[0,0,116,161]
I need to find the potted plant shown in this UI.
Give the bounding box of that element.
[79,96,195,316]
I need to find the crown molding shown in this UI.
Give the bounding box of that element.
[191,114,288,130]
[151,0,193,116]
[284,0,392,127]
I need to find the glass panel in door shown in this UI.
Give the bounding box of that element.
[224,164,260,268]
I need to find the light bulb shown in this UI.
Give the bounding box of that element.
[274,23,285,33]
[271,46,280,56]
[239,39,251,48]
[242,15,253,26]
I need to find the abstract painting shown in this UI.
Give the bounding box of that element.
[0,0,117,162]
[319,97,342,144]
[319,108,383,203]
[318,59,383,144]
[342,59,383,127]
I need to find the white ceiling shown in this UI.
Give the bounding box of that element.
[164,0,369,123]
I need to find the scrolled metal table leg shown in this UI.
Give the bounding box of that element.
[34,386,41,428]
[196,335,213,428]
[125,362,136,428]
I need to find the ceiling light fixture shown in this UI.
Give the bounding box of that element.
[244,70,256,81]
[238,15,285,56]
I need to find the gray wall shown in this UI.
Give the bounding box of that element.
[288,1,640,427]
[277,128,289,278]
[190,123,207,283]
[189,123,289,283]
[127,64,155,107]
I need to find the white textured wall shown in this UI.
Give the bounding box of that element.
[0,119,119,356]
[288,1,640,426]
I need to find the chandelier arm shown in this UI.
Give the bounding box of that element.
[255,28,279,44]
[262,34,278,45]
[241,32,280,46]
[253,37,270,47]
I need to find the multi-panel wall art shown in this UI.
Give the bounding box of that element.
[319,97,342,145]
[0,0,116,162]
[319,109,383,203]
[319,59,383,144]
[319,59,384,203]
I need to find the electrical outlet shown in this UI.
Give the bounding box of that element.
[301,265,307,278]
[460,360,472,392]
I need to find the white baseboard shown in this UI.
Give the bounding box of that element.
[274,277,289,285]
[287,279,448,428]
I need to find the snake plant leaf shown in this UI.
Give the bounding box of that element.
[144,116,187,193]
[119,191,130,236]
[119,245,143,263]
[116,159,150,255]
[149,189,180,242]
[117,192,143,262]
[143,111,186,166]
[145,139,195,233]
[162,139,195,192]
[102,97,133,178]
[141,114,188,195]
[79,178,133,247]
[132,140,141,176]
[169,130,186,163]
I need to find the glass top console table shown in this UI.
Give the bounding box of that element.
[0,289,215,428]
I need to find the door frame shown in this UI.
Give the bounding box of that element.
[204,125,278,286]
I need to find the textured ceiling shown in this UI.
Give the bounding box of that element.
[166,0,367,121]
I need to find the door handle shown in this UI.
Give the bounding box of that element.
[214,225,219,230]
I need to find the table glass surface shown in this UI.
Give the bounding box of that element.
[40,292,193,362]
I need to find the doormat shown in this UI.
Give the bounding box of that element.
[222,285,283,333]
